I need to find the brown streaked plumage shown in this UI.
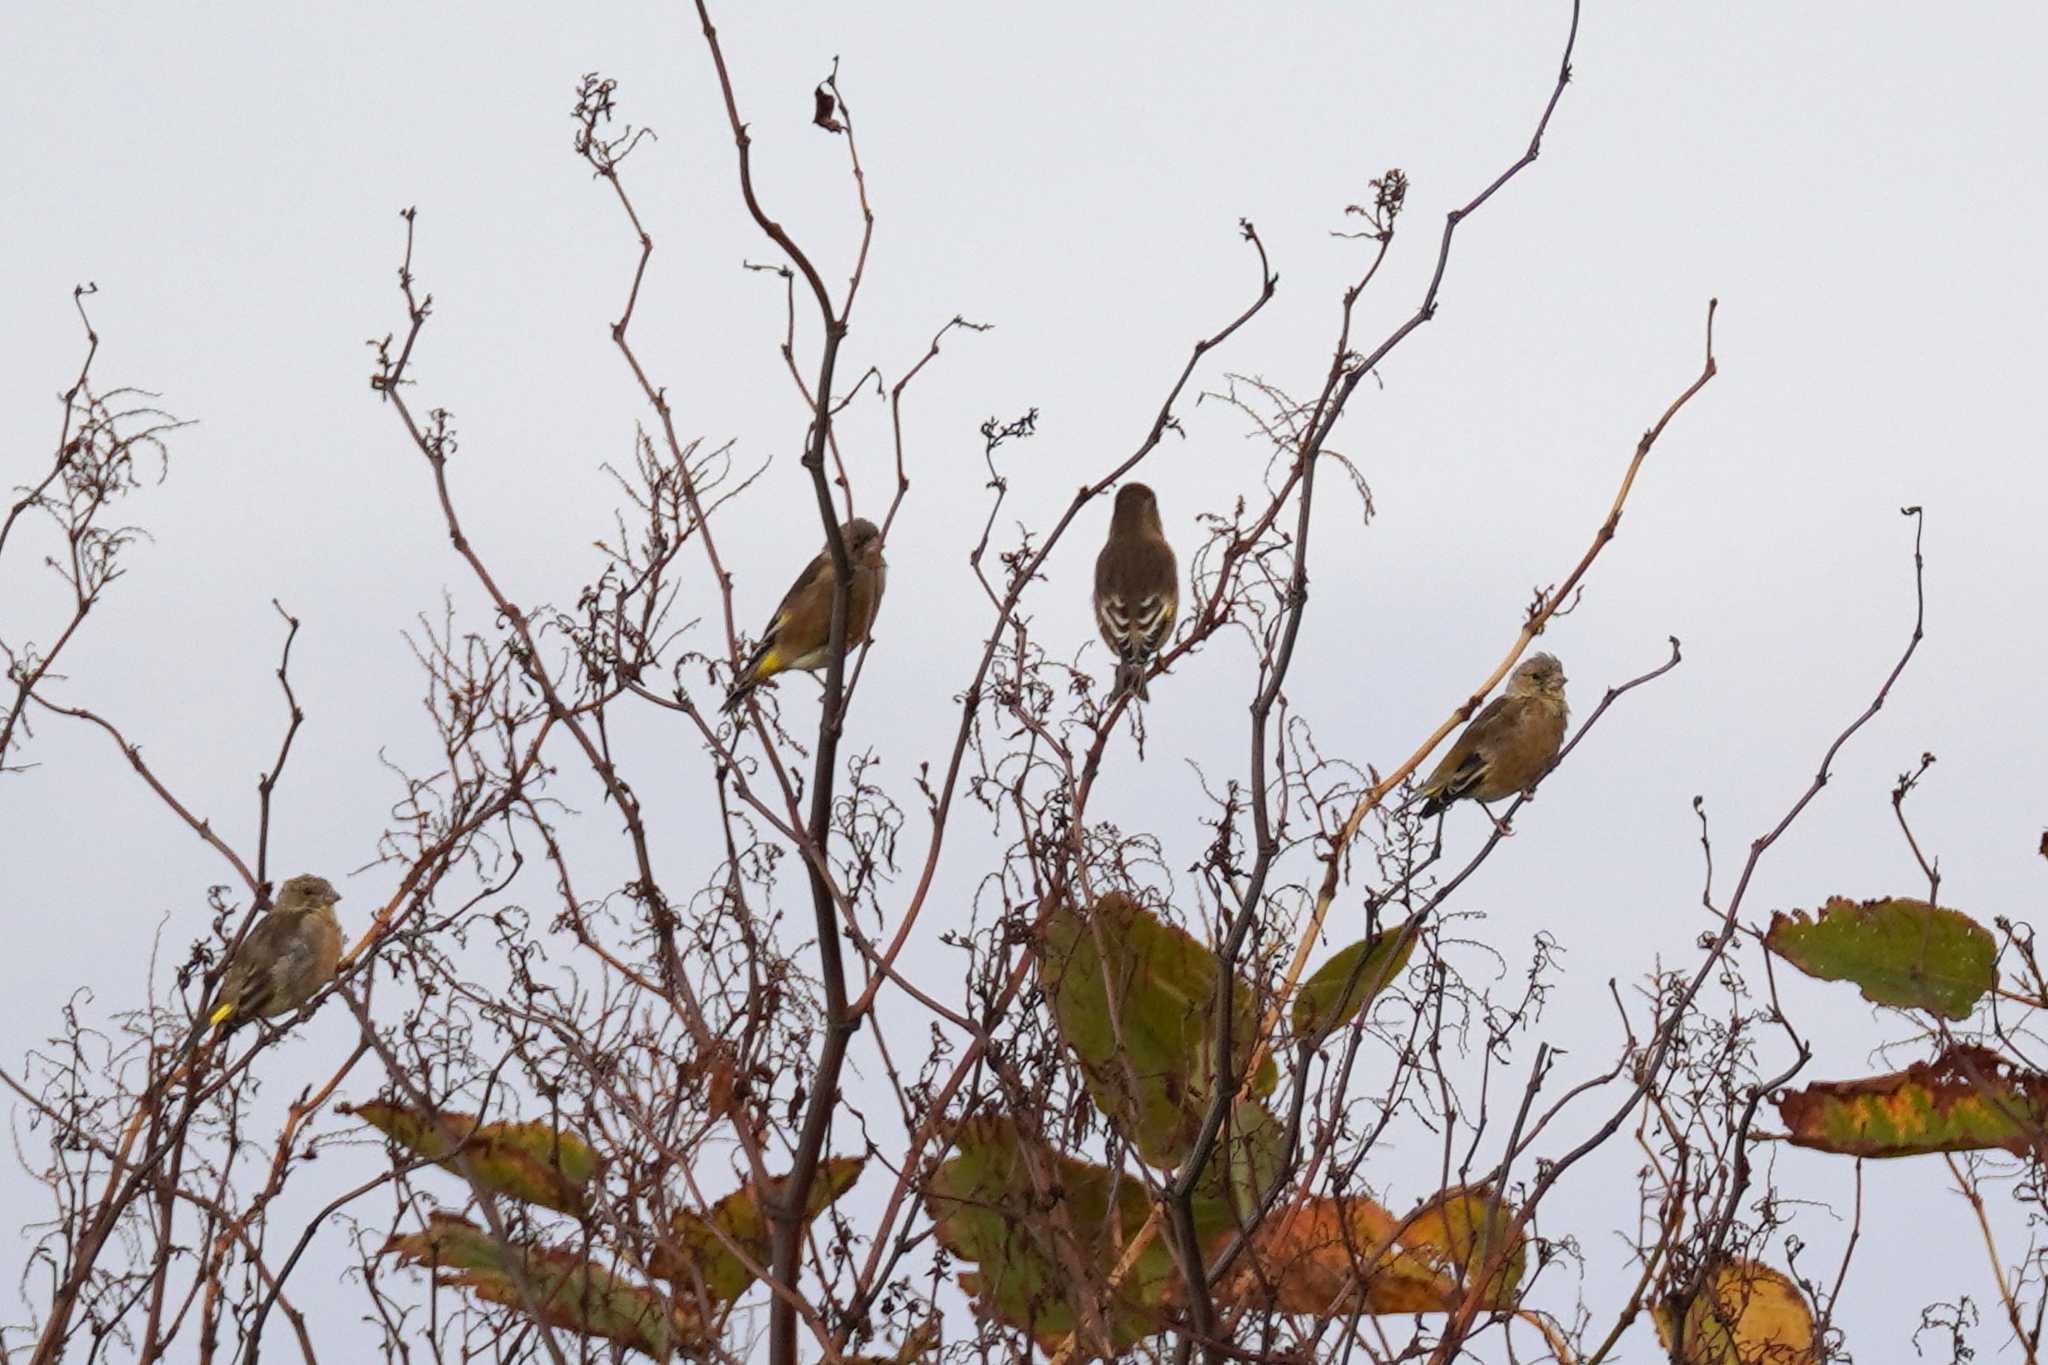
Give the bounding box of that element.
[723,518,887,714]
[1417,653,1569,817]
[1094,484,1178,704]
[184,874,344,1058]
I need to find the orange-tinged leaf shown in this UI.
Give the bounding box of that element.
[1398,1189,1527,1311]
[1651,1297,1685,1354]
[344,1101,599,1216]
[1775,1044,2048,1159]
[386,1213,699,1358]
[652,1156,863,1303]
[1654,1258,1818,1364]
[1221,1194,1403,1314]
[1222,1187,1524,1316]
[1764,896,1996,1021]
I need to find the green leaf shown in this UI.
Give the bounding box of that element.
[1764,896,1996,1020]
[1039,891,1276,1168]
[1224,1098,1288,1218]
[1291,919,1420,1044]
[344,1101,599,1216]
[1775,1044,2048,1159]
[387,1213,699,1357]
[927,1115,1178,1356]
[1178,1096,1291,1275]
[653,1156,864,1303]
[1654,1258,1818,1364]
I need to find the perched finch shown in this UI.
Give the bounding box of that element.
[1416,653,1570,819]
[1093,483,1177,704]
[184,874,344,1057]
[724,518,887,714]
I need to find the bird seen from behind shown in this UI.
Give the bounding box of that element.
[723,518,888,714]
[1094,483,1178,705]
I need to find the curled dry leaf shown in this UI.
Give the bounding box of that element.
[814,85,843,132]
[387,1213,700,1358]
[845,1316,941,1365]
[343,1100,600,1216]
[1774,1044,2048,1159]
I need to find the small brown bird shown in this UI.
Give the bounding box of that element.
[1094,483,1178,703]
[724,518,887,713]
[184,874,344,1057]
[1416,654,1570,822]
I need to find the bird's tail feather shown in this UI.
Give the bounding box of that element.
[175,1018,208,1063]
[175,1006,229,1065]
[1111,659,1151,705]
[1416,768,1477,818]
[723,640,776,714]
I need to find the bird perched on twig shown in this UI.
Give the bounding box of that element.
[182,874,344,1059]
[1415,653,1570,828]
[1094,483,1178,704]
[723,518,887,714]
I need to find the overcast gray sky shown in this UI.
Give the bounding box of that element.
[6,1,2047,1359]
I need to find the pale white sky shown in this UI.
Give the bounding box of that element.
[5,2,2046,1359]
